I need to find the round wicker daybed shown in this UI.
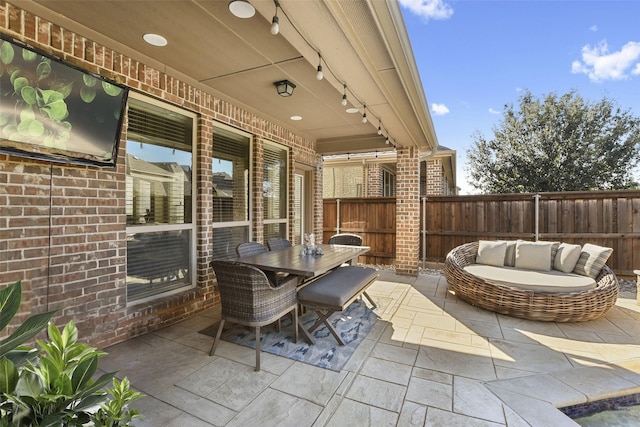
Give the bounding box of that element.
[444,241,619,322]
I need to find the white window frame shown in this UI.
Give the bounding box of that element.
[263,140,289,238]
[125,92,197,305]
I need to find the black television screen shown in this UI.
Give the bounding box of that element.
[0,34,128,167]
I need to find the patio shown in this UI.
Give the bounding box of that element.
[99,269,640,426]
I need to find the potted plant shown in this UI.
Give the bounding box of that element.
[0,281,143,426]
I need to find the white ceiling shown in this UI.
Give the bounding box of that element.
[22,0,438,155]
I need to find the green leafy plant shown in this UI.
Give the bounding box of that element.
[90,378,144,427]
[0,281,143,426]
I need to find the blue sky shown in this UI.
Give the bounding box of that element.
[398,0,640,194]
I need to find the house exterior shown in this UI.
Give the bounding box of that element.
[0,1,438,348]
[322,145,457,198]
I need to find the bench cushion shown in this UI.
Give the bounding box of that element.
[298,266,378,307]
[463,264,597,293]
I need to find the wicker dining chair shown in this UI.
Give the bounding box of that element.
[328,233,363,246]
[236,242,289,285]
[328,233,363,265]
[267,237,292,251]
[210,260,299,371]
[236,241,268,258]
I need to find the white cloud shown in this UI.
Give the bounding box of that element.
[431,103,450,115]
[589,25,598,32]
[488,108,500,115]
[571,40,640,82]
[633,63,640,75]
[399,0,454,21]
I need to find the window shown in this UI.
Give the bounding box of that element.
[293,174,304,245]
[212,125,251,259]
[383,168,396,197]
[263,143,288,240]
[125,95,196,303]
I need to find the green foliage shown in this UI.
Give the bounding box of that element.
[0,281,144,426]
[91,378,144,427]
[467,90,640,193]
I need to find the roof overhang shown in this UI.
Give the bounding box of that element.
[15,0,438,155]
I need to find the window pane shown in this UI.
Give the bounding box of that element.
[212,128,250,223]
[213,226,249,260]
[264,223,287,242]
[293,174,303,245]
[127,230,191,301]
[126,143,192,225]
[263,144,287,220]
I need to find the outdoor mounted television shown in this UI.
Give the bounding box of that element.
[0,34,128,167]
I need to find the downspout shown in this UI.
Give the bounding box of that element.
[534,193,540,241]
[336,198,340,234]
[422,196,427,269]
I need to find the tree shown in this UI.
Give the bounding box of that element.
[467,90,640,193]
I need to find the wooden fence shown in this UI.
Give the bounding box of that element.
[323,191,640,278]
[323,197,396,265]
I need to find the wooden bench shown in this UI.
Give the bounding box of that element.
[297,266,378,345]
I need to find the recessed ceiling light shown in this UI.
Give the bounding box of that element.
[143,33,168,47]
[346,108,359,114]
[228,0,255,18]
[290,115,303,121]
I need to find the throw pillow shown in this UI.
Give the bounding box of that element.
[573,243,613,278]
[499,240,518,267]
[514,241,553,271]
[553,243,582,273]
[476,240,507,267]
[541,241,560,264]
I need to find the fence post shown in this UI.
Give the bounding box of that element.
[533,194,540,241]
[336,198,340,234]
[422,196,428,269]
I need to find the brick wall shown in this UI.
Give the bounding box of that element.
[366,163,383,196]
[0,3,318,347]
[395,147,420,275]
[322,165,364,198]
[426,159,445,195]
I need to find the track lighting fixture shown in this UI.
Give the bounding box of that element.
[316,53,323,80]
[265,0,399,148]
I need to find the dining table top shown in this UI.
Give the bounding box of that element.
[236,243,370,278]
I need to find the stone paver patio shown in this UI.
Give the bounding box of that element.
[100,269,640,426]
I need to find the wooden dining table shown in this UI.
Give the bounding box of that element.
[236,243,370,280]
[237,243,371,344]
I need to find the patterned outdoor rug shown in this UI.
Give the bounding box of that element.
[199,299,378,372]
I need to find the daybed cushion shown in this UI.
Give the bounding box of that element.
[514,241,553,271]
[573,243,614,279]
[554,243,582,273]
[463,264,597,293]
[476,240,507,267]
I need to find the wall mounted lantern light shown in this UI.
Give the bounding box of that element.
[274,80,296,97]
